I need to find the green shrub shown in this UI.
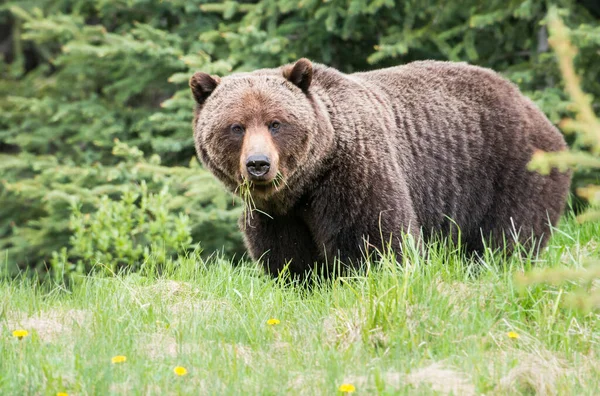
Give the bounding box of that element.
[0,141,244,275]
[522,8,600,311]
[50,183,191,277]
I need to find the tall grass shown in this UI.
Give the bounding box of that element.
[1,216,598,394]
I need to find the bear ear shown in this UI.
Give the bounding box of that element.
[190,72,221,104]
[283,58,313,92]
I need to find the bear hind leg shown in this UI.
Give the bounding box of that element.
[464,169,569,257]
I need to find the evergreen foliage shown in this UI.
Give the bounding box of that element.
[522,8,599,312]
[0,141,243,275]
[0,1,598,273]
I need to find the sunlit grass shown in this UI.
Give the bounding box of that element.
[0,215,599,394]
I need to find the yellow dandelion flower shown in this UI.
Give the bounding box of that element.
[173,366,188,376]
[338,383,356,393]
[57,393,68,396]
[111,355,127,364]
[507,331,520,339]
[12,329,29,340]
[267,318,280,326]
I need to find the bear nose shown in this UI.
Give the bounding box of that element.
[246,155,271,177]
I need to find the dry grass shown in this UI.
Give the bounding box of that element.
[5,308,90,342]
[406,363,476,395]
[323,308,389,351]
[495,350,565,396]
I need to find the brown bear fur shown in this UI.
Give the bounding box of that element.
[190,59,571,277]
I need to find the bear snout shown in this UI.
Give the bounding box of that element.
[246,155,271,178]
[240,127,280,184]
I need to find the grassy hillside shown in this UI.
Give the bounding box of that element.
[1,215,599,395]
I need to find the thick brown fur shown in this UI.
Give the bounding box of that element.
[190,59,571,278]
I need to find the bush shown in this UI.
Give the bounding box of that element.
[67,185,193,273]
[522,8,600,311]
[0,141,244,275]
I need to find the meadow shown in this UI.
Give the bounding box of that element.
[1,215,599,395]
[2,2,600,395]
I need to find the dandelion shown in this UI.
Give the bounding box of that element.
[57,393,68,396]
[267,318,280,326]
[12,329,29,340]
[338,383,356,393]
[507,331,520,339]
[111,355,127,364]
[174,366,188,376]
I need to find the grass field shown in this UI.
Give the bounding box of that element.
[1,215,599,395]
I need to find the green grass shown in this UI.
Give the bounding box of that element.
[1,216,599,395]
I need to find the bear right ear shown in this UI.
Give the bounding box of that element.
[190,72,221,104]
[283,58,313,92]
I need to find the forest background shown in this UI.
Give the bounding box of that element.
[1,0,599,276]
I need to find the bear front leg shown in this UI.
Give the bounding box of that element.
[240,211,322,278]
[320,217,420,272]
[307,173,421,273]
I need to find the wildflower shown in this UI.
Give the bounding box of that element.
[267,318,280,326]
[174,366,188,376]
[111,355,127,364]
[57,393,68,396]
[338,383,356,393]
[12,330,29,340]
[507,331,520,339]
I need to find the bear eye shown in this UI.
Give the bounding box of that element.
[270,121,281,132]
[231,124,244,135]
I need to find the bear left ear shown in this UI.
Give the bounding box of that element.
[283,58,313,92]
[190,72,221,104]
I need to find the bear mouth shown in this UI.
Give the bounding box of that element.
[236,172,287,200]
[242,178,286,199]
[250,181,277,196]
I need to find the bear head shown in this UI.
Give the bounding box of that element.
[190,59,331,208]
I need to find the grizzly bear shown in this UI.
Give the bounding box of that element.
[190,59,571,277]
